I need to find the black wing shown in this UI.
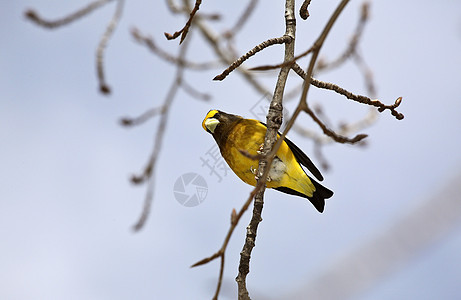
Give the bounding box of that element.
[283,136,323,181]
[259,121,324,181]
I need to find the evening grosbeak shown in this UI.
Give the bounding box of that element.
[202,110,333,212]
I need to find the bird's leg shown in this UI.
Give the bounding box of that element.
[250,165,259,180]
[250,165,272,182]
[256,143,264,155]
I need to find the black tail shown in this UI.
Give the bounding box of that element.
[274,177,333,213]
[309,178,334,213]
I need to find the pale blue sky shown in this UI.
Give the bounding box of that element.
[1,1,461,299]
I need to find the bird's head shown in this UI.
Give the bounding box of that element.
[202,110,242,135]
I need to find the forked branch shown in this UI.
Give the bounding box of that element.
[291,63,404,120]
[213,36,293,81]
[164,0,202,44]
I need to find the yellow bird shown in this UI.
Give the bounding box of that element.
[202,110,333,212]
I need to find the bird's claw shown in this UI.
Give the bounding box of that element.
[250,166,272,182]
[250,166,259,180]
[256,143,264,155]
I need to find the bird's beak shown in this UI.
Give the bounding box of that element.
[204,118,219,133]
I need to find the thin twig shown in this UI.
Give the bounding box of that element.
[214,36,292,81]
[132,28,219,70]
[180,80,211,101]
[283,83,303,102]
[96,0,125,94]
[165,0,219,19]
[304,106,368,144]
[190,186,261,299]
[131,35,191,231]
[291,63,404,120]
[238,149,264,161]
[119,106,166,127]
[194,15,271,95]
[131,84,175,230]
[312,76,403,120]
[224,0,259,38]
[166,0,183,14]
[353,51,376,97]
[299,0,312,20]
[315,1,369,73]
[165,0,202,44]
[312,103,333,129]
[293,108,377,145]
[314,140,330,170]
[24,0,113,29]
[299,0,351,107]
[249,45,315,71]
[293,106,375,166]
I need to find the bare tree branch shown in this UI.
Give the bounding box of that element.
[315,2,369,73]
[353,49,377,97]
[214,36,292,81]
[249,45,314,71]
[166,0,183,14]
[290,63,404,120]
[293,108,377,146]
[299,0,312,20]
[119,106,166,127]
[180,80,212,101]
[131,36,192,231]
[190,187,259,299]
[164,0,202,44]
[96,0,125,94]
[224,0,259,38]
[193,12,271,96]
[132,27,219,70]
[25,0,113,29]
[303,106,368,144]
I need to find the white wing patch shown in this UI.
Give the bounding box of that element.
[268,157,286,182]
[249,157,286,182]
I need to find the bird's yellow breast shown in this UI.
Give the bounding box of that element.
[224,121,262,186]
[219,119,314,196]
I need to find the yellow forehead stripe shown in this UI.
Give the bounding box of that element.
[202,110,219,131]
